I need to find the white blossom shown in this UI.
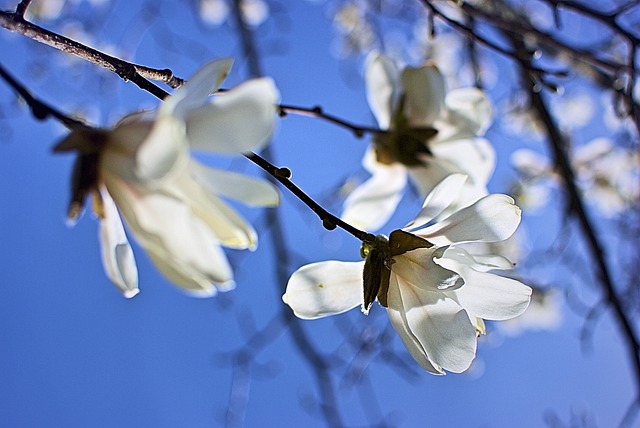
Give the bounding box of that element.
[342,52,495,231]
[57,59,280,297]
[285,175,531,374]
[512,138,640,217]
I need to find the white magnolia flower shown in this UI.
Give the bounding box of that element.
[343,52,495,231]
[512,138,640,217]
[285,175,531,374]
[57,59,280,297]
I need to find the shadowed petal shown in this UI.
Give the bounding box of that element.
[283,261,364,319]
[98,188,139,298]
[392,247,464,292]
[395,275,477,373]
[386,275,444,374]
[103,173,234,292]
[400,64,446,127]
[365,52,399,129]
[342,163,407,231]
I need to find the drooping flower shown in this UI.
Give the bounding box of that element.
[342,52,495,231]
[56,59,280,297]
[285,174,531,374]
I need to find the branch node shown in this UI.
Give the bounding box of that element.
[275,167,292,179]
[322,218,336,230]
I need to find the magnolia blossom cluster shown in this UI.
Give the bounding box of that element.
[57,59,280,297]
[283,53,532,374]
[284,175,532,374]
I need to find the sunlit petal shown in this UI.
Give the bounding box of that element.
[190,159,280,207]
[438,253,532,320]
[186,77,279,154]
[415,194,521,246]
[161,58,234,119]
[405,173,467,230]
[283,261,364,319]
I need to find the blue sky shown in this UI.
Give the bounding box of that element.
[0,0,637,427]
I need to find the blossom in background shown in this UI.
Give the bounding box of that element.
[512,138,640,217]
[285,175,531,374]
[342,52,495,231]
[199,0,269,27]
[56,59,280,297]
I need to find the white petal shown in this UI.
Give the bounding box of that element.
[395,275,477,373]
[430,137,496,185]
[386,275,444,374]
[406,162,452,198]
[103,172,235,292]
[438,254,532,320]
[98,188,139,298]
[405,173,467,230]
[186,77,279,154]
[134,116,190,184]
[190,159,280,207]
[283,261,364,320]
[161,58,234,119]
[169,170,258,250]
[441,246,514,272]
[441,88,493,138]
[416,194,522,246]
[365,52,399,129]
[391,247,464,291]
[342,163,407,231]
[400,64,446,127]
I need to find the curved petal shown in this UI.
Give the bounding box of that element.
[190,159,280,207]
[441,246,514,272]
[98,188,139,298]
[391,247,464,291]
[415,194,522,246]
[342,164,408,231]
[405,173,467,230]
[365,52,399,129]
[407,161,452,198]
[186,77,279,154]
[134,116,190,184]
[103,172,235,292]
[283,261,364,320]
[161,58,234,119]
[168,170,258,250]
[438,253,532,320]
[386,275,443,374]
[396,275,477,373]
[400,64,446,127]
[441,88,493,138]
